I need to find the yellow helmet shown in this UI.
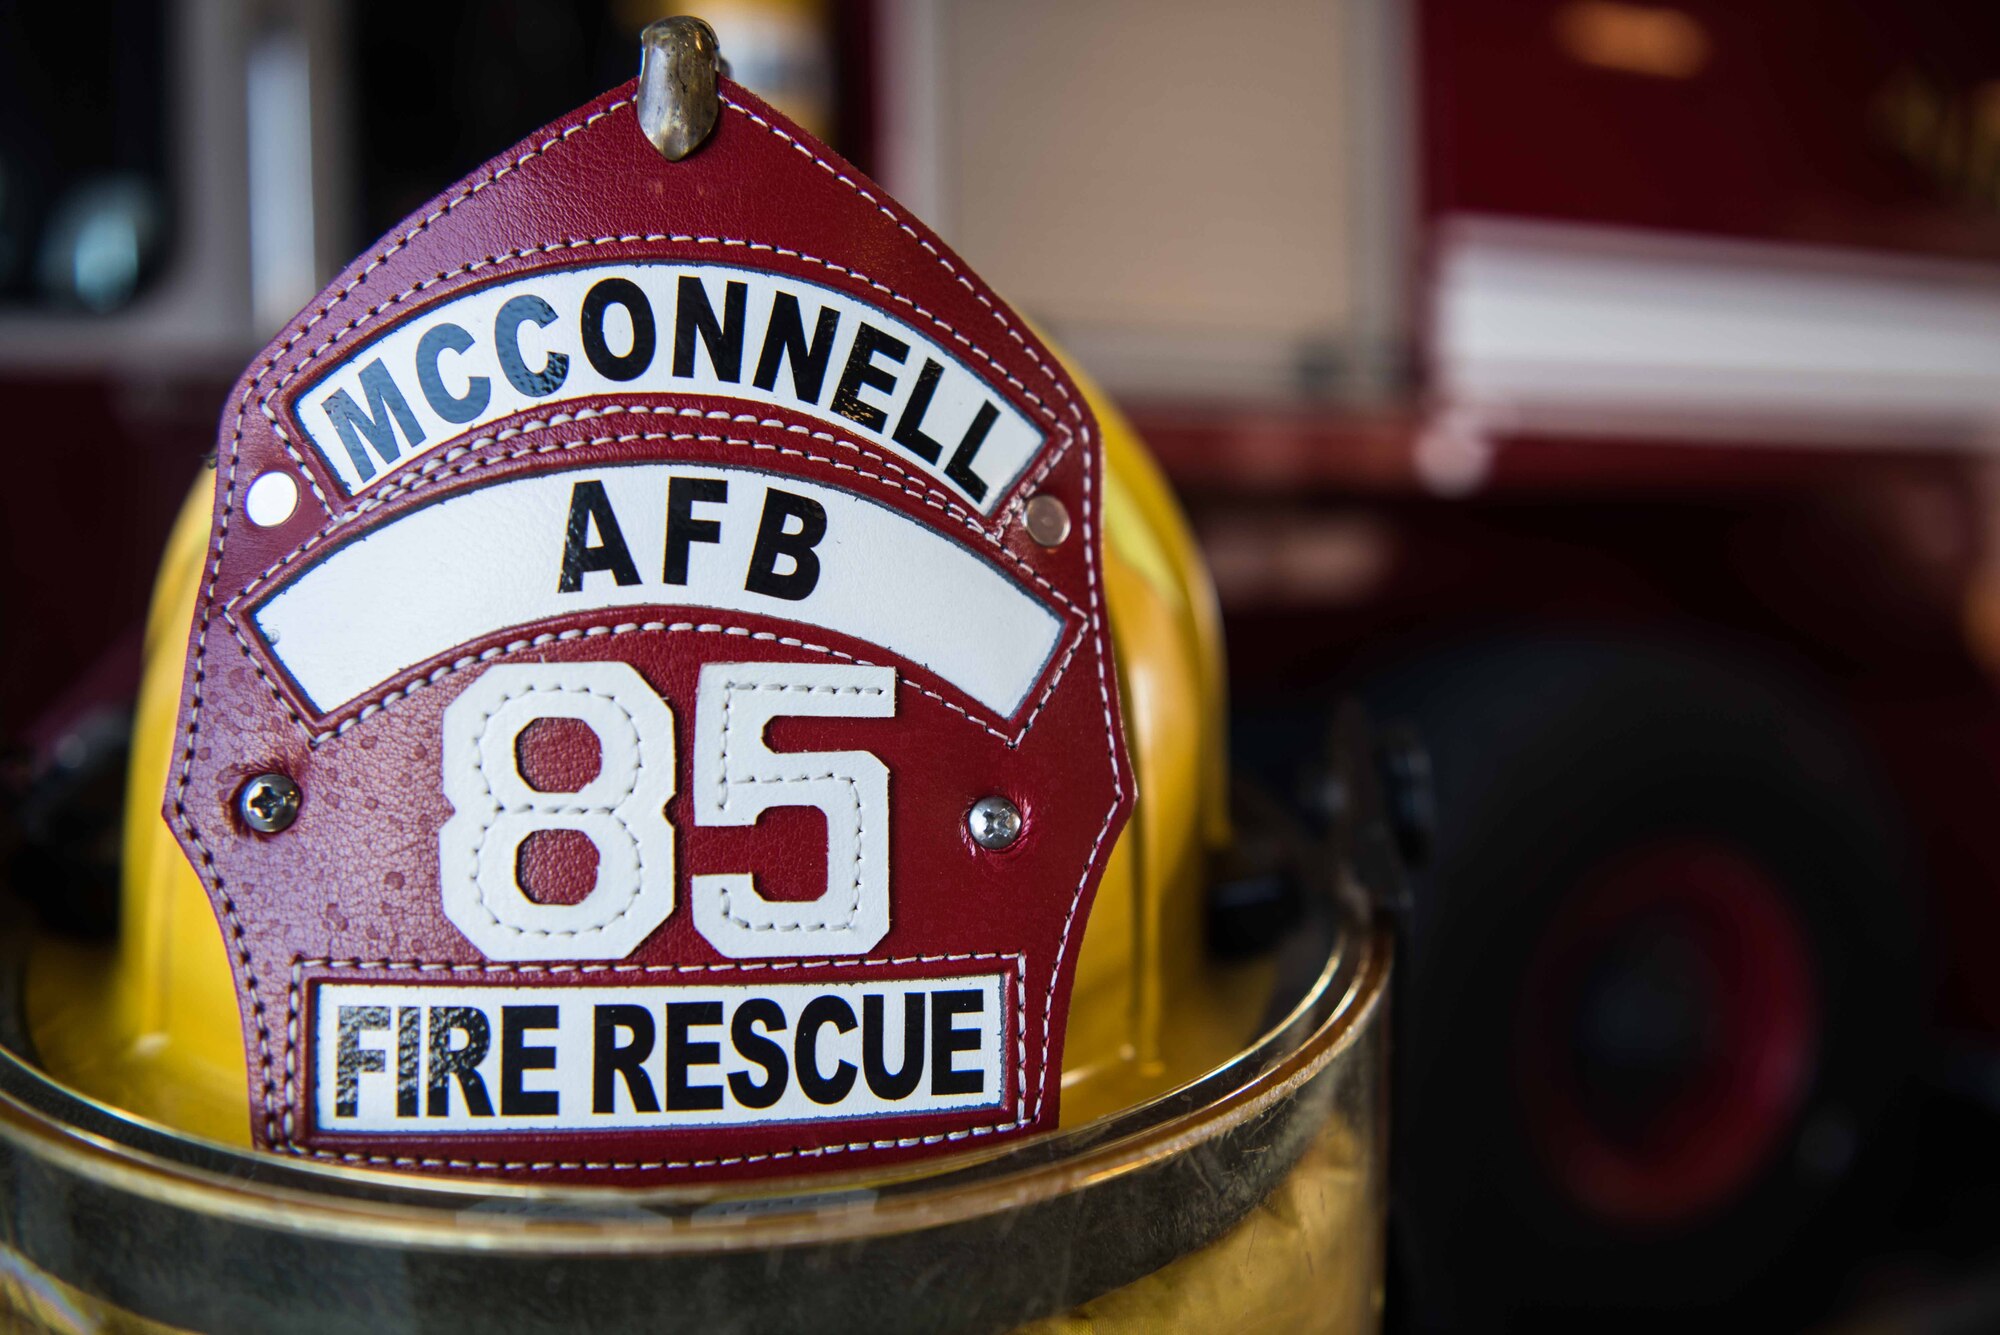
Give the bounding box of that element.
[1,24,1388,1334]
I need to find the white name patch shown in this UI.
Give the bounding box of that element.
[250,463,1065,719]
[292,262,1046,514]
[315,975,1009,1134]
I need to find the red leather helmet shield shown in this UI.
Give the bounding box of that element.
[165,79,1131,1183]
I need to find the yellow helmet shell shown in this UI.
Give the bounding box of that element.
[26,363,1262,1144]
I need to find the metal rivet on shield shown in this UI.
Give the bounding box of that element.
[967,795,1023,851]
[637,17,726,162]
[1023,494,1071,548]
[239,772,302,834]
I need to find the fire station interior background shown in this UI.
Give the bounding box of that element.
[8,0,2000,1329]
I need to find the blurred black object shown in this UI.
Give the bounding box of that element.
[1208,704,1425,960]
[351,1,634,242]
[0,0,171,311]
[1,705,128,938]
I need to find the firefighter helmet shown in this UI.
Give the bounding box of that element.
[2,22,1388,1333]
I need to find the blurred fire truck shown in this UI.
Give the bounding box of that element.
[879,0,2000,1326]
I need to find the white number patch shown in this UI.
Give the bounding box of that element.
[439,661,677,962]
[692,662,896,958]
[437,660,894,962]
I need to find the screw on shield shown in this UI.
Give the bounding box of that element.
[238,773,301,834]
[967,795,1023,851]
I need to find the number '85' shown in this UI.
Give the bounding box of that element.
[438,660,894,962]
